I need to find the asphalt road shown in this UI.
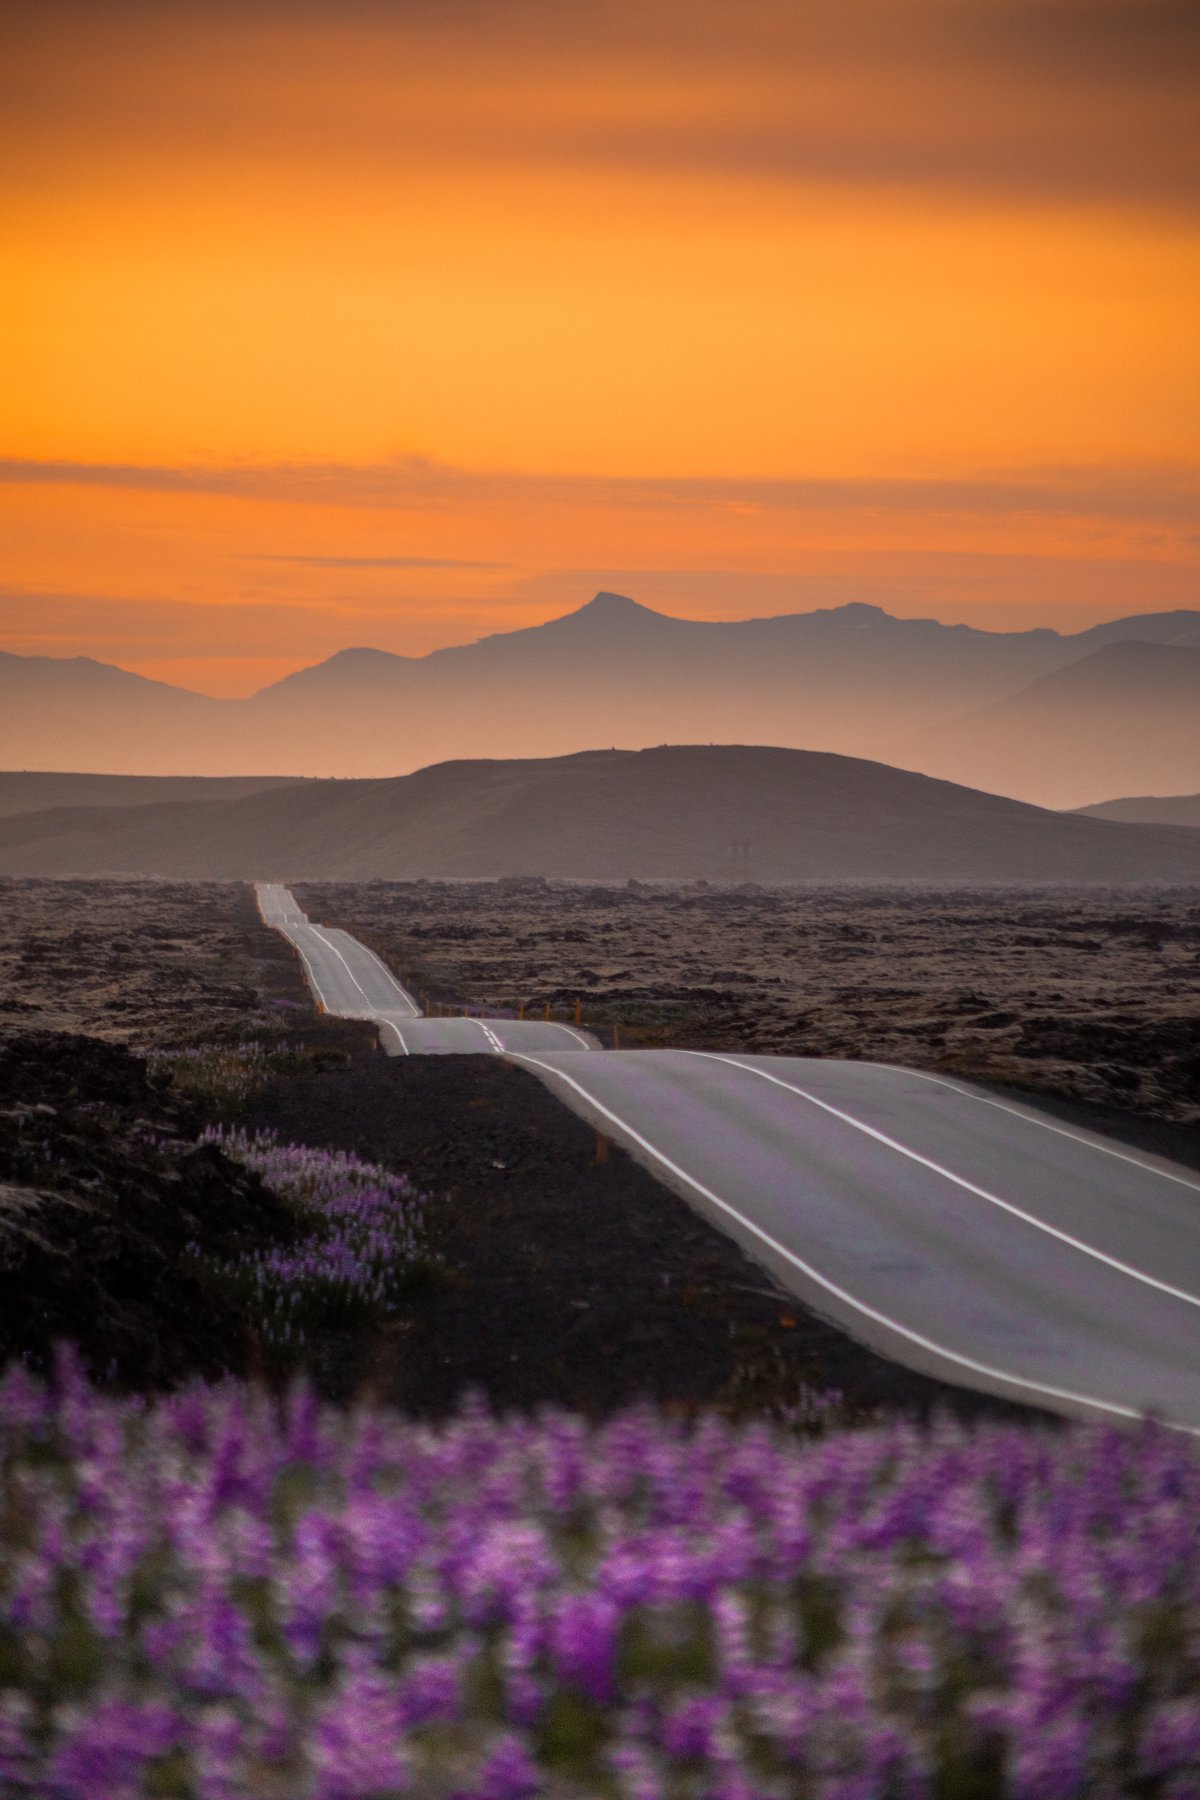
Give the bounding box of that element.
[256,883,598,1054]
[257,883,1200,1428]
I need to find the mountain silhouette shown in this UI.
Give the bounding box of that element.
[2,596,1198,804]
[899,642,1200,809]
[1076,792,1200,828]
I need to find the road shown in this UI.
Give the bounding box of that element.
[257,883,1200,1429]
[256,882,598,1054]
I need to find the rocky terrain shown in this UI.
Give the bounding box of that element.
[299,879,1200,1128]
[0,1032,297,1385]
[0,880,372,1385]
[0,877,308,1046]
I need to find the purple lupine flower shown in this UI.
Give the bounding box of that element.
[1,1370,1199,1794]
[550,1590,622,1704]
[310,1659,409,1797]
[470,1733,542,1799]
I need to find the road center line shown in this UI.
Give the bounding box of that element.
[306,927,379,1009]
[506,1051,1188,1431]
[697,1053,1200,1312]
[338,936,422,1016]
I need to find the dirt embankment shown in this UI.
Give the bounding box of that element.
[297,880,1200,1127]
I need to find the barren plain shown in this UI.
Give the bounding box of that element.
[0,877,300,1047]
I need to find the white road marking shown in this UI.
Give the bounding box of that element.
[473,1018,505,1052]
[508,1052,1197,1433]
[306,927,379,1010]
[279,925,337,1013]
[337,936,422,1016]
[699,1054,1200,1312]
[379,1020,409,1055]
[892,1065,1200,1197]
[546,1022,594,1049]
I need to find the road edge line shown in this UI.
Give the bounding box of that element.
[699,1053,1200,1313]
[507,1051,1194,1432]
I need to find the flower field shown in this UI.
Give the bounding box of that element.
[196,1130,438,1353]
[2,1360,1198,1798]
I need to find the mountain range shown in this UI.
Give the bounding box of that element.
[2,594,1198,808]
[1,745,1198,883]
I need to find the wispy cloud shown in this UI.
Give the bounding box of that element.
[3,456,1197,528]
[242,553,513,569]
[9,1,1199,211]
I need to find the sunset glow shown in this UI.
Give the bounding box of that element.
[3,0,1198,693]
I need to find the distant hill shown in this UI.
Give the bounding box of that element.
[898,642,1200,810]
[0,772,306,821]
[1,745,1199,883]
[3,595,1199,804]
[1076,793,1200,829]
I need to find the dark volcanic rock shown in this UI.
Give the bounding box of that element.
[0,1031,296,1386]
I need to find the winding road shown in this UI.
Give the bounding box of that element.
[257,883,1200,1429]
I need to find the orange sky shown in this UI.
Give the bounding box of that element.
[2,0,1198,694]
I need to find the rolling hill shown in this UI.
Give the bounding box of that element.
[1076,793,1200,828]
[0,772,306,820]
[1,745,1198,883]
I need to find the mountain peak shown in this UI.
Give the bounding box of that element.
[530,591,673,635]
[577,591,655,616]
[821,602,890,624]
